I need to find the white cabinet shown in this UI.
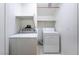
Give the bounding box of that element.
[15,3,37,28]
[16,3,36,16]
[9,33,38,55]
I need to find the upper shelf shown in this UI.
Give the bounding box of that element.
[37,7,59,8]
[37,3,60,8]
[16,16,34,19]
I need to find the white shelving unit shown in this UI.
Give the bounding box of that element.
[37,3,59,28]
[37,15,56,29]
[37,16,56,21]
[37,15,56,28]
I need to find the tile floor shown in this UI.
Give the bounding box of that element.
[37,44,43,55]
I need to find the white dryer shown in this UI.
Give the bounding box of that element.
[43,28,59,54]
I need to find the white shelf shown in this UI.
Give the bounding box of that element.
[16,16,34,19]
[37,19,56,21]
[37,16,56,21]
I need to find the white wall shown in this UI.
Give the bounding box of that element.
[15,4,21,16]
[56,4,77,54]
[0,3,5,55]
[37,8,58,16]
[34,3,37,28]
[5,4,16,54]
[78,4,79,55]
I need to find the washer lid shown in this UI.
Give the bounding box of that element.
[9,33,37,39]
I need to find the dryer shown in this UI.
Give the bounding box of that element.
[43,28,59,54]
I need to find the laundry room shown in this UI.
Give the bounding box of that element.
[0,3,78,55]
